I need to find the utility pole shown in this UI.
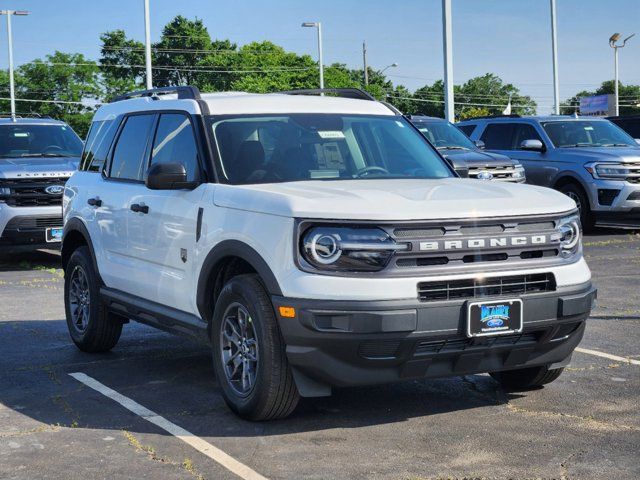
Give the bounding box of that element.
[144,0,153,89]
[550,0,560,115]
[302,22,324,90]
[363,41,368,86]
[0,10,28,121]
[442,0,454,121]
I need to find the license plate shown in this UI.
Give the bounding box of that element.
[466,299,523,337]
[46,227,63,243]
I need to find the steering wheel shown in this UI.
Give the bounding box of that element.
[43,145,64,154]
[355,166,389,177]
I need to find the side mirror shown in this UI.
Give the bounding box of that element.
[635,138,640,146]
[520,139,545,152]
[446,157,469,178]
[146,162,197,190]
[474,140,485,149]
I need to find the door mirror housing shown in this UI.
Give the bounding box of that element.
[520,139,545,152]
[635,138,640,146]
[474,139,486,149]
[146,162,197,190]
[446,157,469,178]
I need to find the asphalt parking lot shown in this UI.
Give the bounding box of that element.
[1,230,639,480]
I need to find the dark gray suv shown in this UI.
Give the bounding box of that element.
[457,115,640,229]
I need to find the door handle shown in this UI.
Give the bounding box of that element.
[130,203,149,214]
[87,197,102,207]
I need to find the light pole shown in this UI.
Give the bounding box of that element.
[144,0,153,89]
[441,0,454,121]
[302,22,324,90]
[609,32,635,116]
[0,10,28,121]
[550,0,560,115]
[379,62,399,75]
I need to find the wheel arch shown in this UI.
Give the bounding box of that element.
[62,218,102,284]
[196,240,283,324]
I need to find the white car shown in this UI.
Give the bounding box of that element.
[62,86,596,420]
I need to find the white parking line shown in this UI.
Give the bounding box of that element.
[69,372,268,480]
[575,347,640,366]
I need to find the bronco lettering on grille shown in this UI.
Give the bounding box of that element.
[419,235,548,251]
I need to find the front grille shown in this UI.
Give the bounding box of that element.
[4,215,63,231]
[417,273,556,302]
[414,331,540,355]
[624,161,640,184]
[0,177,68,207]
[468,165,520,182]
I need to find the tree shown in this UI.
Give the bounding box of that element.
[100,30,147,100]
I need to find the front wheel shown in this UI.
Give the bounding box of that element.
[558,183,594,231]
[490,366,564,391]
[211,274,299,420]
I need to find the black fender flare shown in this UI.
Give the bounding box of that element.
[196,240,283,321]
[62,217,102,284]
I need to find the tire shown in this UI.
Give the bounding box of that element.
[558,182,595,231]
[211,274,299,421]
[490,366,564,391]
[64,246,122,353]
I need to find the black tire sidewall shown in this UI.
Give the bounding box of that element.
[559,183,593,229]
[64,246,103,346]
[211,276,279,416]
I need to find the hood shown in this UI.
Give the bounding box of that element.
[213,178,575,221]
[553,146,640,164]
[440,148,516,166]
[0,156,79,179]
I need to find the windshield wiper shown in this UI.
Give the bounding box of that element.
[560,143,599,148]
[436,146,469,150]
[600,143,632,147]
[18,153,74,158]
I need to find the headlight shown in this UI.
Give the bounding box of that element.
[512,165,526,180]
[585,163,630,180]
[301,226,409,272]
[553,214,581,257]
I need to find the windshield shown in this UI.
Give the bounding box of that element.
[0,124,83,158]
[415,120,476,150]
[542,120,637,148]
[209,114,453,184]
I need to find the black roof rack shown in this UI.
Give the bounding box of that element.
[111,86,201,103]
[279,88,375,101]
[464,114,522,120]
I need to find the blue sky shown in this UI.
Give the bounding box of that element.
[1,0,639,113]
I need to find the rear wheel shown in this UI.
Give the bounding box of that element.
[64,246,122,352]
[211,274,299,420]
[558,182,594,231]
[490,365,564,391]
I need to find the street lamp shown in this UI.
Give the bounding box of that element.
[143,0,153,89]
[379,63,399,75]
[609,32,635,116]
[302,22,324,90]
[0,10,29,121]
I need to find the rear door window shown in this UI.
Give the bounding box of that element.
[109,114,156,181]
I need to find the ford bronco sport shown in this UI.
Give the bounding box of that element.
[62,87,596,420]
[0,116,83,253]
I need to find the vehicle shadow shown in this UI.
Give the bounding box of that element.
[0,318,523,439]
[0,249,61,272]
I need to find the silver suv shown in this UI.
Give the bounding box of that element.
[457,115,640,229]
[0,117,83,253]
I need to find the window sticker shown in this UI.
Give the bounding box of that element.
[318,130,345,139]
[584,126,594,131]
[13,132,29,137]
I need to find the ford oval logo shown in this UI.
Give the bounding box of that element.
[477,171,494,181]
[486,319,504,328]
[44,185,64,195]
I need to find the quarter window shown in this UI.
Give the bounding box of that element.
[151,114,199,182]
[81,120,119,172]
[109,114,155,181]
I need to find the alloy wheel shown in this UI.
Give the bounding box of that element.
[220,302,259,396]
[68,265,90,332]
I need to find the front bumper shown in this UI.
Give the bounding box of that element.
[588,179,640,227]
[272,281,596,397]
[0,206,63,252]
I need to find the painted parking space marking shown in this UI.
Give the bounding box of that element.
[69,372,268,480]
[575,347,640,366]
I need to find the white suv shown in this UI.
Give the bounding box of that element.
[62,86,596,420]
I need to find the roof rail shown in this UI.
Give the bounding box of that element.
[279,88,375,101]
[465,114,522,120]
[111,85,201,103]
[0,113,46,119]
